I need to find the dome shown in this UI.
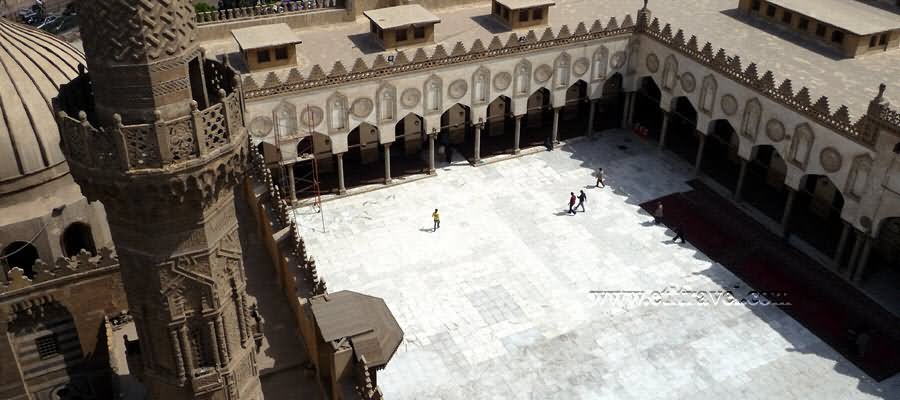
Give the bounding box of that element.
[0,18,85,195]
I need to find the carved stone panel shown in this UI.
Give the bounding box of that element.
[646,53,659,73]
[401,88,422,108]
[449,79,468,100]
[534,64,553,83]
[351,98,374,118]
[573,58,589,77]
[765,118,785,142]
[721,95,738,116]
[494,72,512,91]
[680,72,696,93]
[820,147,843,173]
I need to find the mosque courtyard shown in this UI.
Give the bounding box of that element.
[295,130,899,399]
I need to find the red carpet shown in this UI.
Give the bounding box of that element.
[641,181,900,381]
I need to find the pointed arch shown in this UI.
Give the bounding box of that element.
[514,59,532,97]
[553,52,571,88]
[424,75,443,115]
[699,75,717,115]
[377,83,397,124]
[740,98,762,141]
[789,123,815,169]
[327,92,349,133]
[274,101,299,137]
[472,67,491,105]
[661,55,678,92]
[592,46,609,82]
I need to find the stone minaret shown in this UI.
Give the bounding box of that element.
[54,1,263,399]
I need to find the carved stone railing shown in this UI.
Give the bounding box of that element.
[0,248,119,297]
[242,15,638,99]
[354,354,384,400]
[638,17,897,147]
[195,0,342,25]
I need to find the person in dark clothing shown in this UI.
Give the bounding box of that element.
[595,168,605,188]
[576,190,587,212]
[568,192,577,215]
[445,145,453,164]
[654,203,664,224]
[672,226,685,243]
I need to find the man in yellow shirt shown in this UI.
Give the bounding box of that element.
[432,209,440,232]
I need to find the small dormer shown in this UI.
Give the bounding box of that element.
[364,5,441,50]
[232,23,302,72]
[492,0,555,30]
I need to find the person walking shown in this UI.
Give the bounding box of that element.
[432,209,441,231]
[568,192,577,215]
[653,203,664,225]
[595,168,605,188]
[672,225,685,243]
[576,190,587,212]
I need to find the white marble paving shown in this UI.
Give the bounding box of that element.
[295,130,899,399]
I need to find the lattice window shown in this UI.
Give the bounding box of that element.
[35,334,59,359]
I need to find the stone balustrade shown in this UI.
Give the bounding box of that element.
[195,0,341,25]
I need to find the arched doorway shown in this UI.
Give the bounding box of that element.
[292,132,337,199]
[392,113,428,175]
[2,241,39,279]
[441,104,470,162]
[595,73,625,132]
[559,80,588,140]
[521,88,552,147]
[700,120,742,191]
[62,223,96,257]
[741,145,789,222]
[788,175,846,257]
[664,97,699,165]
[859,218,900,285]
[482,96,515,156]
[344,123,383,187]
[631,77,663,140]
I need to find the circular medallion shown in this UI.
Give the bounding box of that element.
[401,88,422,108]
[493,72,512,91]
[351,98,374,118]
[765,119,785,142]
[680,72,696,93]
[534,65,553,83]
[610,51,627,69]
[820,147,843,173]
[449,79,468,99]
[573,58,589,76]
[298,106,324,127]
[249,116,274,137]
[646,53,659,73]
[721,95,738,116]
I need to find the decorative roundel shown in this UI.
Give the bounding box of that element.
[534,64,553,83]
[401,88,422,108]
[610,51,627,69]
[351,98,374,118]
[299,106,324,127]
[765,119,785,142]
[721,94,738,116]
[646,53,659,73]
[573,58,589,76]
[449,79,469,99]
[820,147,843,173]
[249,116,274,137]
[680,72,696,93]
[493,72,512,91]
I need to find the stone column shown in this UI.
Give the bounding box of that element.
[336,153,346,194]
[513,116,522,154]
[846,230,865,277]
[627,92,637,127]
[551,107,560,148]
[170,327,186,381]
[852,236,873,282]
[207,319,221,367]
[621,92,632,129]
[780,188,797,237]
[693,134,707,176]
[383,143,392,184]
[474,123,482,163]
[215,315,230,365]
[832,222,852,270]
[287,164,297,203]
[180,325,195,376]
[427,132,436,174]
[586,99,596,137]
[734,159,749,201]
[658,112,670,150]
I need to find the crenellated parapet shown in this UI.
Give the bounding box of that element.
[242,15,637,99]
[638,17,900,148]
[1,248,119,297]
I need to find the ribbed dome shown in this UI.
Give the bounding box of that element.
[0,18,85,195]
